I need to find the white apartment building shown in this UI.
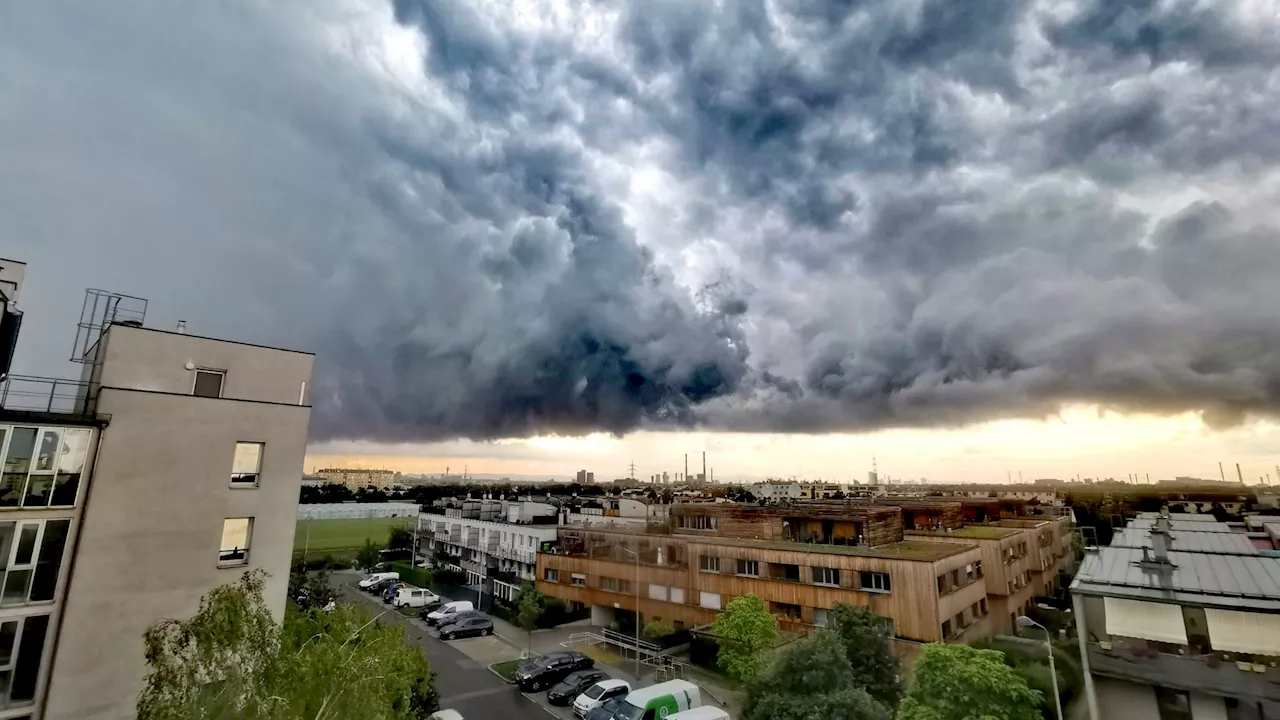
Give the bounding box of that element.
[418,500,560,603]
[754,482,803,501]
[317,468,395,490]
[0,268,312,720]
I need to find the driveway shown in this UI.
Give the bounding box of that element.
[336,578,550,720]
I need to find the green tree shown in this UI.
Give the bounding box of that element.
[515,581,546,650]
[387,527,414,553]
[897,644,1042,720]
[711,594,779,682]
[288,566,336,610]
[827,604,903,707]
[746,632,889,720]
[138,570,438,720]
[356,539,383,572]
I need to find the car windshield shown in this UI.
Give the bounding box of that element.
[584,685,606,699]
[611,701,644,720]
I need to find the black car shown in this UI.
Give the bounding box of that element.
[546,669,609,706]
[513,651,594,692]
[437,615,494,640]
[584,696,622,720]
[417,599,445,619]
[368,577,399,594]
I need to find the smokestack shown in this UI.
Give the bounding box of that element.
[1146,473,1150,484]
[176,320,186,334]
[1237,463,1245,484]
[1220,462,1226,482]
[685,454,688,484]
[703,451,707,484]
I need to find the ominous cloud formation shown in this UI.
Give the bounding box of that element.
[2,0,1280,441]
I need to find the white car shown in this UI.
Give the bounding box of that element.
[393,587,440,608]
[572,679,631,718]
[429,711,463,720]
[357,571,398,589]
[426,600,475,626]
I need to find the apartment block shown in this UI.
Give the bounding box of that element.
[316,467,395,490]
[1072,512,1280,720]
[538,503,992,644]
[0,273,312,720]
[419,499,560,603]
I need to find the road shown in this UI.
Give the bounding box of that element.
[336,580,550,720]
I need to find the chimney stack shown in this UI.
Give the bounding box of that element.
[176,320,186,334]
[1149,508,1174,564]
[703,451,707,484]
[1237,463,1245,484]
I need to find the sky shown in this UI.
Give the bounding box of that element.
[3,0,1280,484]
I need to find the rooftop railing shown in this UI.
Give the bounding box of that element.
[0,375,90,414]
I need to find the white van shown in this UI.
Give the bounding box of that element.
[572,679,631,717]
[611,680,702,720]
[357,571,398,589]
[426,600,475,626]
[394,587,441,608]
[668,708,730,720]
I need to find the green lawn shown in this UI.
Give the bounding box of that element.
[490,659,525,682]
[294,517,415,554]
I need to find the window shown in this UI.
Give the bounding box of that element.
[0,427,92,509]
[954,612,965,630]
[813,567,840,586]
[859,571,891,593]
[941,620,952,638]
[0,520,69,607]
[571,573,586,587]
[679,515,718,530]
[670,587,686,604]
[649,584,668,601]
[0,428,36,508]
[736,559,759,577]
[813,608,829,627]
[0,614,49,708]
[543,568,559,582]
[771,601,801,619]
[699,591,721,610]
[600,577,630,594]
[699,555,722,573]
[231,443,263,486]
[193,369,225,398]
[979,598,988,616]
[1155,687,1192,720]
[219,518,252,566]
[771,563,801,582]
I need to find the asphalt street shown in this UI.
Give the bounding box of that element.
[336,580,549,720]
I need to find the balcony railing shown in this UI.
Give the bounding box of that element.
[1087,643,1280,701]
[0,375,91,414]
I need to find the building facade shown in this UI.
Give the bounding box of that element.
[419,501,560,603]
[1072,512,1280,720]
[0,272,312,720]
[316,468,395,490]
[754,483,803,501]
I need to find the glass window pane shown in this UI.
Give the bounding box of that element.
[32,430,59,473]
[2,570,31,606]
[193,371,224,398]
[231,443,262,484]
[50,429,90,507]
[0,670,10,706]
[9,614,48,702]
[13,525,37,566]
[20,476,51,509]
[0,428,36,508]
[0,524,14,573]
[29,520,69,603]
[219,518,252,564]
[0,621,16,667]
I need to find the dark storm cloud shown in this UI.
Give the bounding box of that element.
[4,0,1280,442]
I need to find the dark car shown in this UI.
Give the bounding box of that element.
[417,599,445,619]
[546,669,609,706]
[368,577,399,594]
[438,615,494,640]
[513,651,594,692]
[584,696,622,720]
[381,582,409,603]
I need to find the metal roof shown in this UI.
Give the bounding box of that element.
[1071,546,1280,611]
[1110,528,1258,555]
[1135,512,1219,523]
[1127,518,1237,533]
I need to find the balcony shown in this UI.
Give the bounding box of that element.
[1087,643,1280,701]
[0,375,91,415]
[495,546,536,564]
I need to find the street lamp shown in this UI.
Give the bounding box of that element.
[619,545,642,680]
[1017,615,1062,720]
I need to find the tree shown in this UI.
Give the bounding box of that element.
[138,570,438,720]
[897,644,1042,720]
[515,581,546,650]
[387,527,414,559]
[711,594,779,682]
[746,632,888,720]
[826,604,903,707]
[289,566,335,611]
[356,539,383,572]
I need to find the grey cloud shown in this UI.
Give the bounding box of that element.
[3,0,1280,444]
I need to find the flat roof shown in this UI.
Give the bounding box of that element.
[1072,546,1280,611]
[1110,528,1257,555]
[1135,512,1219,522]
[1126,518,1237,533]
[907,526,1021,540]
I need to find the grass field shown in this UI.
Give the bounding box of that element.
[293,517,415,554]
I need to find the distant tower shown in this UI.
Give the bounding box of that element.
[702,452,707,484]
[685,454,688,483]
[1237,463,1245,484]
[1220,462,1226,482]
[628,461,637,481]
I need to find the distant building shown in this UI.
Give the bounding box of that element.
[419,498,560,603]
[297,502,419,520]
[317,467,396,490]
[575,469,595,484]
[754,482,804,501]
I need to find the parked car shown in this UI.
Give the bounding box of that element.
[667,708,730,720]
[357,572,398,590]
[546,669,610,706]
[513,651,594,692]
[584,697,622,720]
[381,582,410,603]
[418,599,445,619]
[426,600,475,626]
[394,587,440,609]
[608,680,702,720]
[367,577,401,595]
[428,711,463,720]
[437,615,494,640]
[572,679,631,718]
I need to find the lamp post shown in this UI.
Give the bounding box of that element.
[1017,615,1062,720]
[619,545,642,679]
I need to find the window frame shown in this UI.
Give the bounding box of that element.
[218,518,253,567]
[0,612,50,708]
[230,442,264,488]
[192,368,226,399]
[736,559,759,577]
[859,570,892,594]
[544,567,560,583]
[699,555,722,573]
[813,566,840,587]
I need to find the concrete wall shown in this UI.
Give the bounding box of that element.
[46,335,311,719]
[1096,678,1160,720]
[96,324,313,406]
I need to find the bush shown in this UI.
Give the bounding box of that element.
[434,568,466,586]
[644,621,676,641]
[387,562,433,588]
